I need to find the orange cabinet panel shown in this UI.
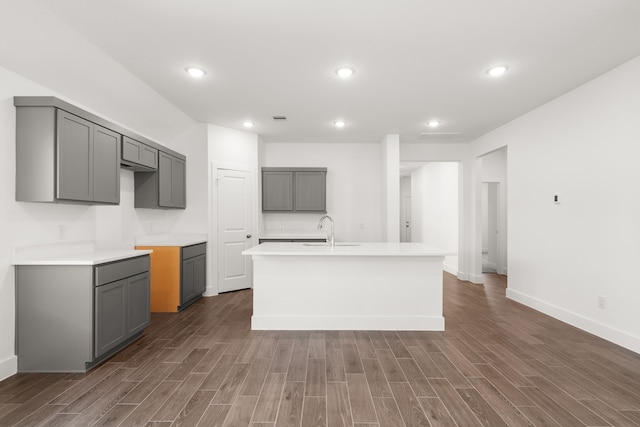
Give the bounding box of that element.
[135,246,181,312]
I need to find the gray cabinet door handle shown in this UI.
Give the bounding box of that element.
[246,234,252,239]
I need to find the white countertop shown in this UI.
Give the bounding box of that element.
[243,242,454,257]
[135,233,207,247]
[13,249,153,266]
[260,229,327,240]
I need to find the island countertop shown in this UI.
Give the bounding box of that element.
[243,242,454,257]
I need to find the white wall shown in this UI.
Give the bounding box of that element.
[261,142,383,242]
[471,55,640,353]
[380,135,400,242]
[411,163,459,274]
[208,124,260,295]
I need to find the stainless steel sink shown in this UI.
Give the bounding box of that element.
[303,243,361,247]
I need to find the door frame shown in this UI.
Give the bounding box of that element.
[208,162,258,296]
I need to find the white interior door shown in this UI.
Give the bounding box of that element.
[399,176,412,242]
[482,182,499,273]
[217,169,253,293]
[402,195,412,242]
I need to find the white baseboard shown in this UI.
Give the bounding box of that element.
[455,271,484,284]
[443,263,457,277]
[0,355,17,382]
[506,289,640,355]
[252,315,444,331]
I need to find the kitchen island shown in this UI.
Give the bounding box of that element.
[242,242,452,331]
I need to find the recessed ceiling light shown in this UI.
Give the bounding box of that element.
[427,120,440,128]
[242,120,255,128]
[486,65,509,77]
[335,67,355,78]
[185,66,207,78]
[333,120,347,128]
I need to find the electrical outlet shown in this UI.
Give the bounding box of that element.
[598,296,606,310]
[57,225,66,240]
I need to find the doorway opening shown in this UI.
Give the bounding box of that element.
[399,161,459,275]
[478,146,508,277]
[482,182,499,273]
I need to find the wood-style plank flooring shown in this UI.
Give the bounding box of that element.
[1,273,640,426]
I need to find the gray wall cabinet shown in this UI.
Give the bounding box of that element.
[122,136,158,171]
[180,243,206,310]
[134,151,186,209]
[262,167,326,212]
[16,255,150,372]
[14,97,185,208]
[16,107,121,204]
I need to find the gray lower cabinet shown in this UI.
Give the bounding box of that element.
[16,255,150,372]
[95,279,127,358]
[122,136,158,170]
[262,167,326,212]
[134,151,186,209]
[180,243,206,310]
[95,271,150,358]
[16,107,120,204]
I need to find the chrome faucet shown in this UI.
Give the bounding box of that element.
[317,214,335,247]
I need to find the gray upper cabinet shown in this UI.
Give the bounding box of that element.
[16,106,120,204]
[295,171,326,212]
[56,111,94,202]
[262,171,293,211]
[134,151,186,209]
[93,125,121,204]
[14,97,185,208]
[262,167,326,213]
[122,136,158,170]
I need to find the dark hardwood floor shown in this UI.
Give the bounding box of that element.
[1,272,639,426]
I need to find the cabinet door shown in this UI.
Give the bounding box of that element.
[295,171,326,212]
[181,257,196,305]
[122,136,143,164]
[171,157,186,208]
[127,272,150,336]
[262,171,293,211]
[57,111,93,201]
[158,152,173,207]
[95,279,127,358]
[141,145,158,169]
[194,254,207,296]
[93,125,120,204]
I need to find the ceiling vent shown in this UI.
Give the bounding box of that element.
[418,132,461,141]
[272,116,287,121]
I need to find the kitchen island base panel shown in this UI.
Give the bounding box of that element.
[252,315,444,331]
[251,255,445,331]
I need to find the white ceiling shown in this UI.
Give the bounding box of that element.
[27,0,640,143]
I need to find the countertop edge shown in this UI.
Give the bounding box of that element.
[13,250,153,266]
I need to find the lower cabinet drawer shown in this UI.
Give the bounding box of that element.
[95,255,150,286]
[182,242,206,259]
